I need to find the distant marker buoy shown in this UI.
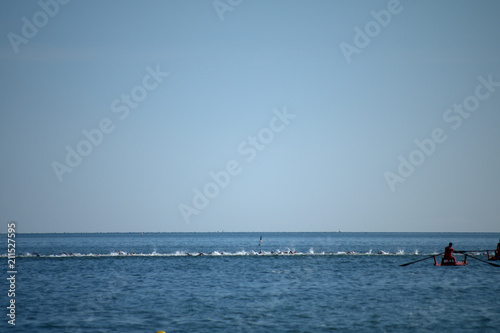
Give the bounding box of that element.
[156,331,166,333]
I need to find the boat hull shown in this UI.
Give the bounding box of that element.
[487,252,500,261]
[434,256,467,266]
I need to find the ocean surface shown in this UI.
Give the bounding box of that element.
[1,232,500,332]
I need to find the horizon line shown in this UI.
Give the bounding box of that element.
[3,231,500,235]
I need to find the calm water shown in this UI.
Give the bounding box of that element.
[1,232,499,332]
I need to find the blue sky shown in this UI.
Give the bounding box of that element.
[1,0,499,232]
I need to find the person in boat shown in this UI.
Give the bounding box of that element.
[495,239,500,258]
[443,242,456,264]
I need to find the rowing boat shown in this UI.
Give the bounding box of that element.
[434,255,467,266]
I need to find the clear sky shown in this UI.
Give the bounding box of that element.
[1,0,499,233]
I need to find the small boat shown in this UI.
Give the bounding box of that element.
[487,251,500,261]
[434,255,467,266]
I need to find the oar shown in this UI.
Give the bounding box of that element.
[466,254,500,267]
[456,250,495,253]
[400,254,442,267]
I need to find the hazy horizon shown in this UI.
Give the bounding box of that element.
[7,231,500,235]
[1,0,500,233]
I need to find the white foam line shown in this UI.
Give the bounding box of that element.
[2,251,482,258]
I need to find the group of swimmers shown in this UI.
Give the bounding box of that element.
[27,241,500,258]
[58,251,137,256]
[183,250,412,256]
[24,250,423,257]
[186,250,299,256]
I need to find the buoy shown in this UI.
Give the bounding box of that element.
[156,331,166,333]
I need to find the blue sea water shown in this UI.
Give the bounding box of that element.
[1,232,500,332]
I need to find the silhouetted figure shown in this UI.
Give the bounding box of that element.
[442,242,456,264]
[494,239,500,259]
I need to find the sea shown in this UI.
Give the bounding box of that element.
[1,232,499,333]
